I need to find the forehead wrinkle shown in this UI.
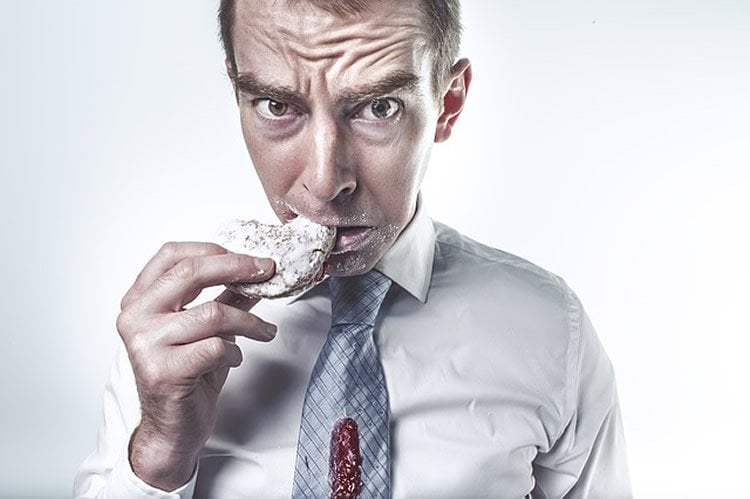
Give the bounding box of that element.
[277,34,421,99]
[334,37,426,80]
[272,6,425,63]
[308,17,423,48]
[235,1,430,102]
[262,27,310,78]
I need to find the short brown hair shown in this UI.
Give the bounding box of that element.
[218,0,462,95]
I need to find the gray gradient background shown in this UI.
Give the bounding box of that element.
[1,1,748,497]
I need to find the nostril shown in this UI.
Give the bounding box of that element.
[302,178,356,201]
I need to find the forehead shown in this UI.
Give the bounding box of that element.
[233,0,431,92]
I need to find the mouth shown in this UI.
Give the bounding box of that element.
[279,206,374,256]
[331,226,375,254]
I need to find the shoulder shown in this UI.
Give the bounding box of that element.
[430,220,585,354]
[432,220,588,374]
[431,220,578,314]
[429,220,609,434]
[425,221,607,433]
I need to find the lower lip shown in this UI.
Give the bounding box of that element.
[332,227,374,254]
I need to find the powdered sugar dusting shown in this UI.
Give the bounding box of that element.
[219,216,336,299]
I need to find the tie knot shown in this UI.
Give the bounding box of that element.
[329,270,392,327]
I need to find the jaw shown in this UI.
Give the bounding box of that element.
[325,223,401,276]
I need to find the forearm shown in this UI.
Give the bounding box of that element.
[74,350,198,498]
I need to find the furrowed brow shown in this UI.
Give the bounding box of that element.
[338,71,422,104]
[234,72,304,105]
[233,70,422,106]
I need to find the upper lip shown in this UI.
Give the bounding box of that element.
[286,215,370,230]
[281,207,370,229]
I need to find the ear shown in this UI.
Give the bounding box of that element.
[225,59,239,104]
[434,58,472,143]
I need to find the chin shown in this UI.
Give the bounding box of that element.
[325,226,400,277]
[326,251,378,277]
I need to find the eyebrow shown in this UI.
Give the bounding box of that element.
[233,70,422,107]
[234,73,305,106]
[338,71,422,104]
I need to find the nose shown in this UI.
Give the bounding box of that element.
[301,115,356,202]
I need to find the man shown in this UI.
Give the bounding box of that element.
[76,0,631,497]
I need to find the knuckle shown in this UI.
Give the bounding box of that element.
[116,310,135,338]
[126,339,162,382]
[226,252,245,271]
[196,337,225,364]
[159,241,180,258]
[196,301,225,327]
[137,359,165,390]
[171,257,197,282]
[206,336,226,357]
[126,331,152,361]
[119,294,131,312]
[202,241,225,254]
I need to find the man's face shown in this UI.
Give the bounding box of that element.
[231,0,447,276]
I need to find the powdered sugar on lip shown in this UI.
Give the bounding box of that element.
[332,227,375,254]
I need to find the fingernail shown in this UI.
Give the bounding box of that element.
[264,323,278,339]
[256,258,275,276]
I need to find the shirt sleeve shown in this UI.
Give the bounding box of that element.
[74,348,198,498]
[531,292,633,498]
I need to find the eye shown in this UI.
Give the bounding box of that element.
[357,97,402,121]
[254,98,291,119]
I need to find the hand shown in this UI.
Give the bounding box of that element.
[116,242,276,491]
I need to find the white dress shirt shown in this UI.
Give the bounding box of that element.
[75,200,632,498]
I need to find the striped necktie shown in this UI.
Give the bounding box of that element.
[292,270,393,498]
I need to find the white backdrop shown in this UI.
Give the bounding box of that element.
[1,1,748,497]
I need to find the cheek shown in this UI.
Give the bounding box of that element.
[363,124,432,221]
[240,115,301,193]
[390,115,433,190]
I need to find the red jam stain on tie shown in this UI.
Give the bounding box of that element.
[329,418,363,499]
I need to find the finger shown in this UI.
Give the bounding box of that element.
[159,301,277,344]
[133,252,275,314]
[169,337,244,379]
[122,242,229,310]
[215,288,261,311]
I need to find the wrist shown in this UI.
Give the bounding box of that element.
[128,423,200,491]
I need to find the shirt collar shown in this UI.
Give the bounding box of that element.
[373,196,434,303]
[288,195,435,304]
